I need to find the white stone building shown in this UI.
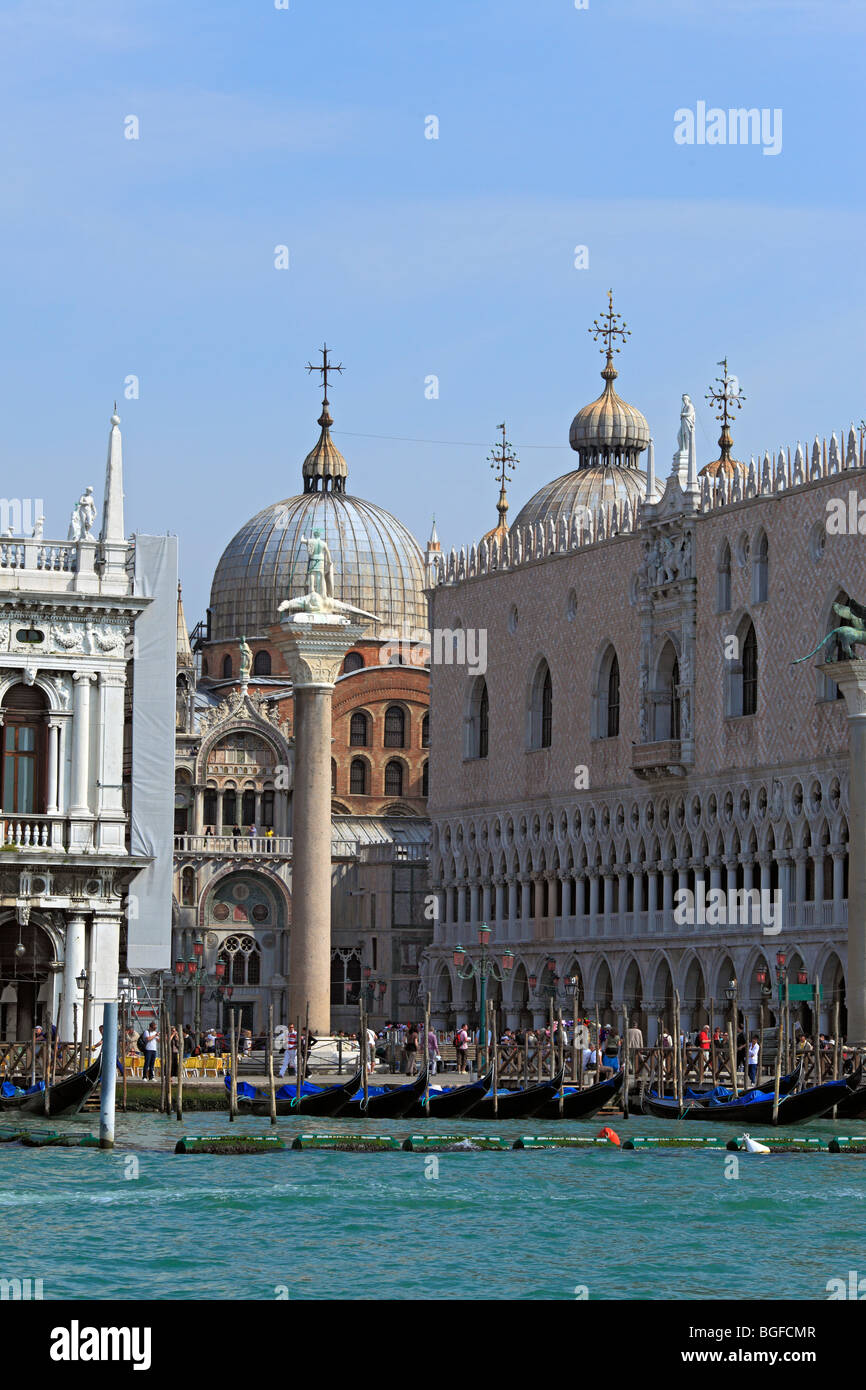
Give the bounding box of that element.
[0,412,176,1043]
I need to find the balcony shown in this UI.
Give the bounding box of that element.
[631,739,688,780]
[174,833,293,857]
[0,815,69,853]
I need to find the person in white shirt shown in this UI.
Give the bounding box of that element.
[366,1026,377,1070]
[142,1026,159,1081]
[279,1028,298,1078]
[747,1035,760,1085]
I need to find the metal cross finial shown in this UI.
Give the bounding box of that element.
[589,289,631,359]
[705,357,746,429]
[487,422,518,490]
[305,342,344,404]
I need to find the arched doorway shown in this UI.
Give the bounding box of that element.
[0,916,56,1040]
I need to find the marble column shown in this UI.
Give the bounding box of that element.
[821,660,866,1044]
[70,672,95,814]
[269,610,371,1035]
[62,915,87,1041]
[46,720,60,816]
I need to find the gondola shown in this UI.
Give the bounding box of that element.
[680,1060,803,1104]
[815,1066,865,1120]
[406,1069,494,1120]
[339,1065,430,1119]
[230,1067,364,1117]
[534,1068,625,1121]
[470,1066,566,1121]
[642,1076,850,1126]
[1,1057,102,1117]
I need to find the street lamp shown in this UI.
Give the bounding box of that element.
[452,924,513,1069]
[76,969,88,992]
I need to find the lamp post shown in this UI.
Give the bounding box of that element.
[453,925,514,1070]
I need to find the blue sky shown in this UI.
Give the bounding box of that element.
[1,0,863,624]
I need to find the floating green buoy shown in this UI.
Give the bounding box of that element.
[175,1134,286,1155]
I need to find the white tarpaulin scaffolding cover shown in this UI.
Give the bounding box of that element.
[128,534,177,970]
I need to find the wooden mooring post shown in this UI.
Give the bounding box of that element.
[267,1003,276,1126]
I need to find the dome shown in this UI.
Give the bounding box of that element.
[513,292,659,534]
[209,493,427,641]
[568,360,650,466]
[209,374,427,641]
[511,463,659,535]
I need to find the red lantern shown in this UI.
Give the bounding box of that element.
[193,940,204,957]
[501,950,514,973]
[187,960,196,975]
[756,968,768,985]
[528,974,538,990]
[478,925,491,948]
[174,960,185,976]
[776,950,787,968]
[797,970,808,985]
[215,960,226,978]
[453,946,466,967]
[225,986,234,999]
[378,981,387,997]
[546,957,555,972]
[364,966,372,980]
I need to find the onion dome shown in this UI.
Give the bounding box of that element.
[700,358,747,477]
[512,292,660,534]
[302,397,348,493]
[568,358,650,466]
[482,423,516,547]
[208,349,427,641]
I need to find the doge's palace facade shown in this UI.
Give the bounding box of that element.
[425,319,866,1044]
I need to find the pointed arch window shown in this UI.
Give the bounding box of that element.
[753,531,768,603]
[606,654,620,738]
[717,542,732,613]
[479,683,489,758]
[528,660,553,750]
[670,657,681,740]
[742,623,758,715]
[541,668,553,748]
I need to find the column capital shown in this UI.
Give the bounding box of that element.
[269,615,371,689]
[820,658,866,717]
[72,670,97,684]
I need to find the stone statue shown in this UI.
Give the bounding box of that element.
[792,599,866,665]
[677,394,695,453]
[239,635,252,685]
[78,487,96,537]
[32,515,44,540]
[300,529,334,601]
[68,486,96,541]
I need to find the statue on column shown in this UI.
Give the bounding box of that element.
[239,635,253,686]
[300,530,334,602]
[677,395,695,454]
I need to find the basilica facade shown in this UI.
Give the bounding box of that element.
[425,300,864,1043]
[172,371,434,1036]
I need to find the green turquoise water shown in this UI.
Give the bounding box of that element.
[1,1111,864,1300]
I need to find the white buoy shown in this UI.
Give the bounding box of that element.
[742,1132,770,1154]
